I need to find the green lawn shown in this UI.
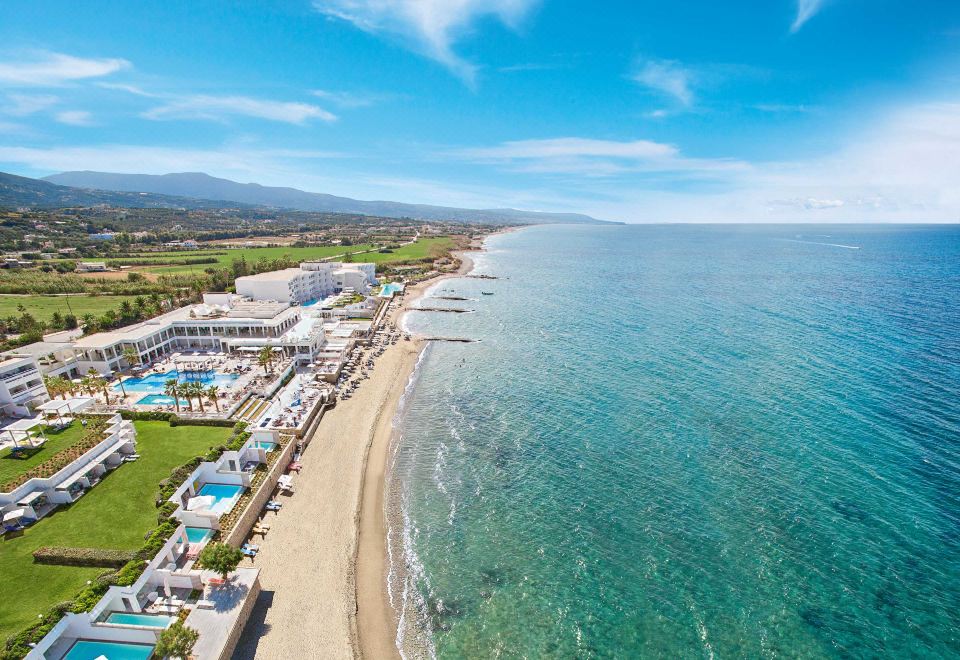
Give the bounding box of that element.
[0,423,87,489]
[0,421,231,641]
[358,237,455,264]
[0,295,138,323]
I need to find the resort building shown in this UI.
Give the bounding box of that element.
[0,355,49,418]
[0,408,135,525]
[235,261,377,304]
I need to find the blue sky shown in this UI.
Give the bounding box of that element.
[0,0,958,222]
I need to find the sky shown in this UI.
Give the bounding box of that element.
[0,0,959,222]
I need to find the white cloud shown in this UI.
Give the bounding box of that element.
[142,95,337,124]
[311,89,395,108]
[312,0,538,83]
[54,110,95,126]
[791,0,827,33]
[630,59,694,106]
[4,94,59,116]
[0,52,129,86]
[457,137,747,178]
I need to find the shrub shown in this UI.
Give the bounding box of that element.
[32,546,135,568]
[119,410,175,422]
[198,543,243,580]
[154,621,199,659]
[156,500,178,524]
[113,559,147,587]
[169,417,235,428]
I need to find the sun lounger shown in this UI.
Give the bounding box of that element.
[206,576,226,587]
[240,547,257,558]
[186,543,202,560]
[195,599,215,609]
[242,543,260,552]
[265,501,282,511]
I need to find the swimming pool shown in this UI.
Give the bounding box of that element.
[115,370,239,394]
[197,483,245,515]
[104,612,175,628]
[379,282,405,298]
[253,440,277,452]
[136,394,189,406]
[63,640,154,660]
[185,526,214,543]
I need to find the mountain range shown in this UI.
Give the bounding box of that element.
[27,170,610,225]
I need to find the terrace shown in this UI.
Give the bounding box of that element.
[0,421,231,643]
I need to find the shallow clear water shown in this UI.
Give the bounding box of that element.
[391,225,960,658]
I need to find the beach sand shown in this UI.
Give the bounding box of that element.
[236,249,478,660]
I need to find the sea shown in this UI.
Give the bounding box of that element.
[386,224,960,658]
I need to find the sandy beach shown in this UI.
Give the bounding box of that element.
[235,246,479,660]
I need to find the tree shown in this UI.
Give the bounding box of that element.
[43,375,65,400]
[63,314,78,330]
[206,385,220,412]
[191,382,205,414]
[258,346,273,375]
[164,378,181,413]
[154,621,199,660]
[85,369,111,405]
[198,542,243,581]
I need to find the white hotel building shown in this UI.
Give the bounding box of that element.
[235,261,377,304]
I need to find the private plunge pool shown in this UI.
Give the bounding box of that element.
[104,612,175,628]
[197,482,245,515]
[63,639,154,660]
[253,440,278,452]
[185,526,215,544]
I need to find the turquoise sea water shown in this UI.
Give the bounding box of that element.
[389,225,960,658]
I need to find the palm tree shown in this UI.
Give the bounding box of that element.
[188,382,205,414]
[163,378,181,413]
[85,369,110,405]
[258,346,273,375]
[43,375,64,400]
[206,385,220,412]
[114,347,138,399]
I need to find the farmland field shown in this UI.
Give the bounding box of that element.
[0,294,138,322]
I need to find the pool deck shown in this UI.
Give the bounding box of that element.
[186,568,260,660]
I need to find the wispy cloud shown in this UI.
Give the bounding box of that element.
[630,59,694,106]
[54,110,95,126]
[0,52,129,86]
[311,89,396,108]
[4,94,59,116]
[142,95,337,124]
[312,0,538,84]
[457,137,747,177]
[791,0,827,33]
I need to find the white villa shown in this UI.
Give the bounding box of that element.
[235,260,377,304]
[0,355,49,418]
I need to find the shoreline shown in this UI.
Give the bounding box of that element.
[235,232,495,660]
[354,245,480,659]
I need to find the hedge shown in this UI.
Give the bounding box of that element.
[169,417,236,428]
[32,546,135,569]
[119,410,237,427]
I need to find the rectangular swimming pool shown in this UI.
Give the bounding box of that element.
[197,482,245,515]
[115,369,240,394]
[253,440,277,452]
[63,640,154,660]
[185,526,215,543]
[104,612,175,628]
[379,282,405,298]
[136,393,189,406]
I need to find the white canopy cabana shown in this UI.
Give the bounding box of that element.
[3,508,26,523]
[2,417,47,449]
[186,495,216,511]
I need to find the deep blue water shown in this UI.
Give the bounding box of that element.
[389,225,960,658]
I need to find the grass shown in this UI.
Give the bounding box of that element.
[0,295,138,323]
[0,424,87,488]
[44,237,456,276]
[0,420,231,641]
